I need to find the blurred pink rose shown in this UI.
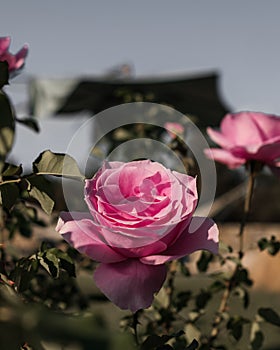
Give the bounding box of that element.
[205,111,280,173]
[165,122,184,139]
[0,36,28,73]
[56,160,219,312]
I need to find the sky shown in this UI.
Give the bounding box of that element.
[2,0,280,115]
[2,0,280,170]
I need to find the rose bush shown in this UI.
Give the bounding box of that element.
[0,36,28,72]
[56,160,219,312]
[204,111,280,173]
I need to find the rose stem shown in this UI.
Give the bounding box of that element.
[209,161,257,344]
[0,206,6,264]
[167,260,177,307]
[238,162,257,259]
[132,311,140,346]
[161,260,177,332]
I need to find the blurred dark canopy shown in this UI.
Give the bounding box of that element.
[29,72,230,127]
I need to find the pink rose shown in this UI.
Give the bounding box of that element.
[56,160,219,312]
[0,36,28,73]
[205,112,280,173]
[164,122,184,139]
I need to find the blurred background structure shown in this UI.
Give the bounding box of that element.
[28,70,229,127]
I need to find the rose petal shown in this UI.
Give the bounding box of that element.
[207,127,232,148]
[232,142,280,163]
[56,211,126,263]
[204,148,246,168]
[140,217,219,265]
[251,142,280,162]
[94,260,167,312]
[221,112,264,145]
[0,37,10,54]
[251,112,280,140]
[14,44,28,69]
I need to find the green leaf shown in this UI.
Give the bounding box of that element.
[38,246,76,278]
[46,250,60,278]
[267,243,280,255]
[16,117,40,133]
[184,323,201,344]
[156,345,173,349]
[257,237,268,250]
[38,253,58,278]
[33,150,84,179]
[234,267,253,287]
[185,339,199,350]
[7,203,45,238]
[140,331,184,350]
[0,183,19,210]
[227,316,249,341]
[258,236,280,256]
[27,175,54,214]
[209,280,226,294]
[0,91,15,162]
[49,247,76,277]
[234,286,250,309]
[10,257,38,292]
[179,259,190,276]
[0,61,9,89]
[258,308,280,327]
[2,162,23,177]
[195,289,212,310]
[196,251,213,272]
[174,291,192,311]
[250,321,264,350]
[140,335,167,350]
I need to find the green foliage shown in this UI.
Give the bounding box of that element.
[196,251,214,272]
[26,175,55,215]
[258,307,280,327]
[37,242,76,279]
[9,243,76,293]
[140,331,185,350]
[258,235,280,256]
[233,286,250,309]
[250,321,264,350]
[16,117,40,133]
[0,91,15,166]
[2,162,23,176]
[6,203,46,238]
[0,182,20,210]
[33,149,84,179]
[195,289,212,310]
[173,291,192,312]
[185,339,199,350]
[0,61,9,89]
[226,315,250,341]
[0,151,85,215]
[10,255,38,293]
[233,266,253,287]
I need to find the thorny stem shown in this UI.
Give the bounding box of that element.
[209,161,258,344]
